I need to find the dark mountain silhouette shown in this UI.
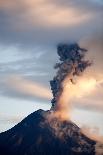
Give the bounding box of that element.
[0,109,96,155]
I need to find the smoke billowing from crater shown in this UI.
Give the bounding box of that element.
[50,43,91,120]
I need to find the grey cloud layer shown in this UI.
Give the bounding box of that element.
[0,0,102,47]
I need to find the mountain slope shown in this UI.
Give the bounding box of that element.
[0,109,96,155]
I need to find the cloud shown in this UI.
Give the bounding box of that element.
[0,74,103,112]
[7,75,52,99]
[0,0,97,28]
[71,78,103,112]
[81,125,103,154]
[0,0,102,47]
[62,76,103,112]
[0,75,52,102]
[80,33,103,76]
[0,114,22,124]
[81,125,103,143]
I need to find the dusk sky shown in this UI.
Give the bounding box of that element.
[0,0,103,135]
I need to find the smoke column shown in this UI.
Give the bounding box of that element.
[50,43,91,120]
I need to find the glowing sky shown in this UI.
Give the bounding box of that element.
[0,0,103,134]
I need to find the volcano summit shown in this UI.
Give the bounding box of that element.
[0,109,96,155]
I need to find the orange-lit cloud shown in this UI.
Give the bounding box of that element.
[0,0,101,30]
[5,75,52,100]
[81,126,103,143]
[81,125,103,154]
[2,73,103,112]
[53,74,100,120]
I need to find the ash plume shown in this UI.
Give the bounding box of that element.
[50,43,91,119]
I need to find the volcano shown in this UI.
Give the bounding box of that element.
[0,109,96,155]
[0,44,96,154]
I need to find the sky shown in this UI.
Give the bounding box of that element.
[0,0,103,135]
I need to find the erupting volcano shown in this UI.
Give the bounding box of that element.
[50,43,91,120]
[0,43,98,155]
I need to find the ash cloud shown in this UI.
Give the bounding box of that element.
[81,126,103,155]
[50,43,91,119]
